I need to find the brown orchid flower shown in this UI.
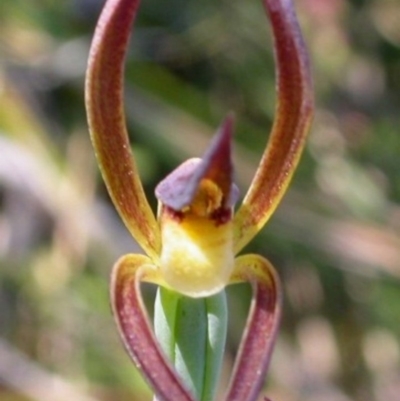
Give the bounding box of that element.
[85,0,313,400]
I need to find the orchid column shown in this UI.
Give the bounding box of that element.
[85,0,313,400]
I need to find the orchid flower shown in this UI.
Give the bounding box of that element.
[85,0,313,400]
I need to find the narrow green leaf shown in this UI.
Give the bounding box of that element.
[175,295,207,400]
[154,288,228,401]
[202,291,228,401]
[154,287,180,362]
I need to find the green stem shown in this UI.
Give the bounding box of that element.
[154,287,227,401]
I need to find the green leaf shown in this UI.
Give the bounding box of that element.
[154,288,227,401]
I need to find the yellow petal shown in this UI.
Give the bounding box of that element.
[158,206,235,298]
[233,0,314,254]
[85,0,160,258]
[155,116,237,297]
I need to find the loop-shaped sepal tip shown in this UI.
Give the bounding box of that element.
[111,254,197,401]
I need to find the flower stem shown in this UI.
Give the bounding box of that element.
[154,287,227,401]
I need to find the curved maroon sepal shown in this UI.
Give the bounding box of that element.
[111,254,196,401]
[234,0,314,253]
[155,114,238,211]
[86,0,160,258]
[226,254,282,401]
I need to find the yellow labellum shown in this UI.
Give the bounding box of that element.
[160,214,234,297]
[159,179,234,297]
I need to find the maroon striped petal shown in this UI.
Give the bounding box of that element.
[226,254,282,401]
[234,0,314,254]
[86,0,160,259]
[111,254,196,401]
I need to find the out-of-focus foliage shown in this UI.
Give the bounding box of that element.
[1,0,400,400]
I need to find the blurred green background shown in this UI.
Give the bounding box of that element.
[1,0,400,400]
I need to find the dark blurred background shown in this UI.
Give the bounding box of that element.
[1,0,400,400]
